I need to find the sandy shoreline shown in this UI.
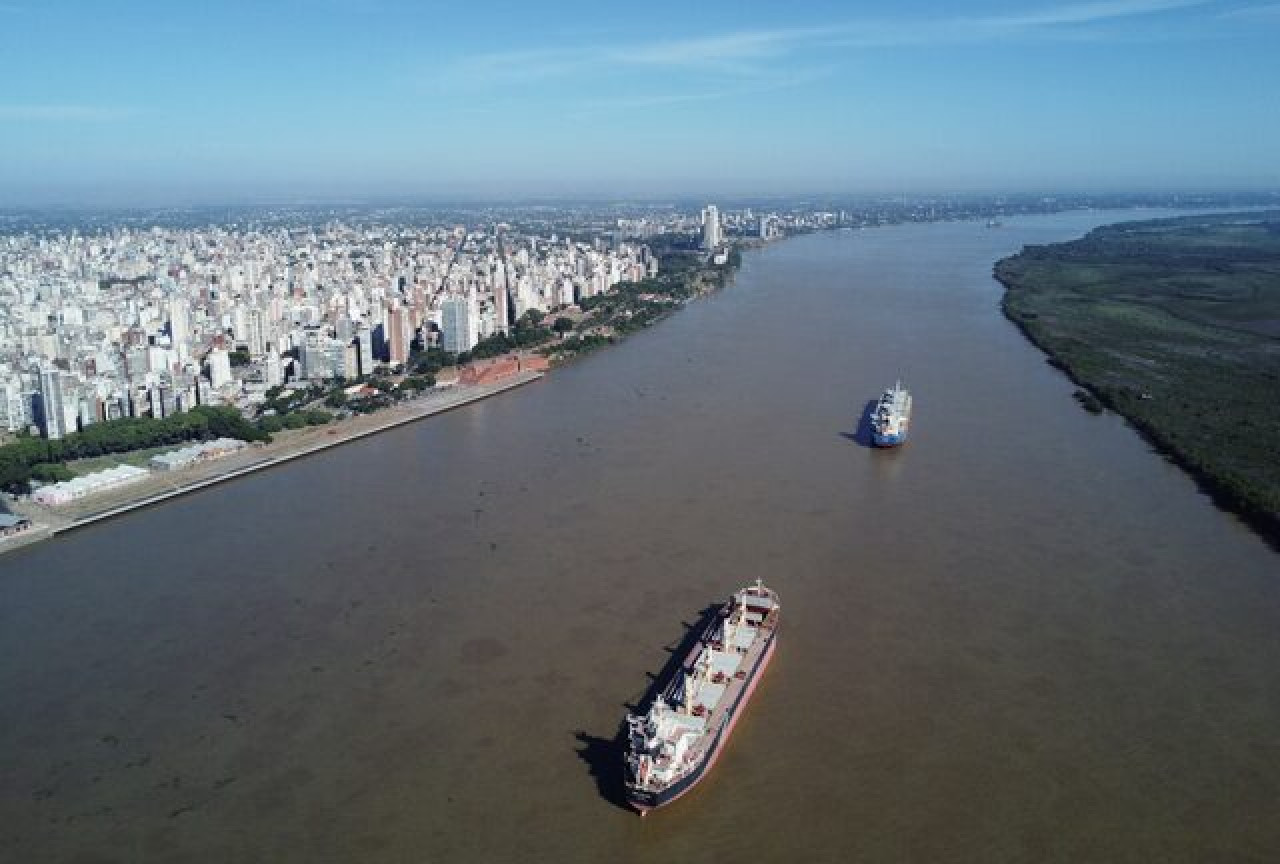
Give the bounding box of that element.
[0,371,543,556]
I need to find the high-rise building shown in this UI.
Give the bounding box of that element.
[36,367,69,439]
[231,305,249,344]
[247,308,267,357]
[1,380,30,432]
[148,386,165,419]
[494,260,510,334]
[325,339,348,380]
[207,349,232,390]
[354,326,374,378]
[168,296,189,346]
[702,204,722,250]
[387,304,411,367]
[441,296,476,354]
[300,333,325,379]
[265,350,284,387]
[343,342,359,379]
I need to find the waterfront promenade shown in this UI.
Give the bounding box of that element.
[0,371,542,556]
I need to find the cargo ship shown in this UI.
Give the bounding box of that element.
[625,581,780,814]
[871,381,912,447]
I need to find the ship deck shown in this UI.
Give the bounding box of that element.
[680,604,778,736]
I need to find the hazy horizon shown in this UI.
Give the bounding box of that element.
[2,0,1279,206]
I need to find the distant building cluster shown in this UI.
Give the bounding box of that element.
[0,222,655,439]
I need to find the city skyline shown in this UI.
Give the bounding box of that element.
[2,0,1279,205]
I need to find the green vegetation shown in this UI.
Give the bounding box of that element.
[398,375,434,394]
[0,405,267,493]
[30,463,73,483]
[472,310,555,358]
[995,211,1280,543]
[262,383,330,415]
[544,247,740,361]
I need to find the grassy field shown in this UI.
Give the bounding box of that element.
[995,211,1280,545]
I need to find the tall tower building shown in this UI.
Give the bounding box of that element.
[265,350,284,387]
[441,296,477,354]
[231,305,250,344]
[702,204,722,250]
[354,326,374,378]
[247,308,267,357]
[36,367,69,440]
[1,380,29,432]
[494,260,510,334]
[168,295,190,347]
[387,304,412,367]
[207,349,232,390]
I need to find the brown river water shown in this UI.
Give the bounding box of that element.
[2,212,1278,863]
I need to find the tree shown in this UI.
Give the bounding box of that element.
[471,331,514,359]
[399,375,434,394]
[30,463,73,483]
[412,355,441,377]
[552,316,575,334]
[258,415,284,435]
[426,347,457,367]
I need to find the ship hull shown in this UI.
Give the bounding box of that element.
[872,430,907,447]
[627,626,777,813]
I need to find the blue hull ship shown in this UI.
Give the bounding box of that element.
[871,382,912,448]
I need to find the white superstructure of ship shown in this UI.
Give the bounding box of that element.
[871,381,912,447]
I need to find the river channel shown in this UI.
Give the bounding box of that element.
[2,211,1277,862]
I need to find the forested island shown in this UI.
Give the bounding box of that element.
[996,212,1280,546]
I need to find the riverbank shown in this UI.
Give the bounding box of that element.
[995,211,1280,548]
[0,371,542,555]
[0,243,750,557]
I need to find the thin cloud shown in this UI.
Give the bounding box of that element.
[1217,2,1280,17]
[438,27,831,87]
[994,0,1211,27]
[571,65,836,115]
[0,104,137,120]
[619,27,836,67]
[827,0,1214,47]
[436,0,1218,89]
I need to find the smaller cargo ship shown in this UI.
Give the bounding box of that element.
[871,381,912,447]
[625,581,780,814]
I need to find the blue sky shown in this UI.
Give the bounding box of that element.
[1,0,1278,204]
